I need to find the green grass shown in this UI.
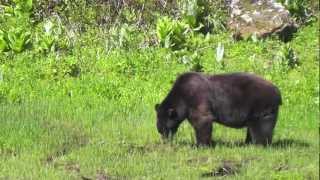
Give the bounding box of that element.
[0,22,318,179]
[0,95,318,179]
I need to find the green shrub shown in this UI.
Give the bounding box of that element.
[0,30,8,52]
[0,0,33,53]
[179,0,227,34]
[275,44,300,70]
[278,0,318,23]
[156,16,190,50]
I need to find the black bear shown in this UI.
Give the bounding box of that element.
[155,72,282,146]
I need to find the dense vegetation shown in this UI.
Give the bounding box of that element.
[0,0,319,179]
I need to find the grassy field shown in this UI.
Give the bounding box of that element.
[0,94,318,179]
[0,6,319,179]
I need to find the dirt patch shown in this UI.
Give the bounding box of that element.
[80,176,92,180]
[0,148,17,158]
[54,162,125,180]
[201,160,241,177]
[201,158,258,178]
[80,169,127,180]
[95,169,108,180]
[43,137,88,164]
[41,121,89,164]
[274,164,289,172]
[53,161,81,173]
[65,162,81,173]
[126,144,148,154]
[125,142,174,154]
[272,139,310,148]
[187,157,210,164]
[45,148,67,164]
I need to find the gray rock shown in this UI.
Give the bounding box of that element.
[228,0,297,42]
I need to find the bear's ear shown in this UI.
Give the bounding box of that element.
[168,108,177,119]
[155,104,160,111]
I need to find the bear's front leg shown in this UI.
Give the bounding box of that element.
[245,128,252,144]
[194,121,213,146]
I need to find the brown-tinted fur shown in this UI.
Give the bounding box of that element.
[155,72,282,146]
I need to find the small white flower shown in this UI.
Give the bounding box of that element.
[44,21,54,35]
[216,43,224,63]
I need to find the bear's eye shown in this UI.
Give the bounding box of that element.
[168,108,177,119]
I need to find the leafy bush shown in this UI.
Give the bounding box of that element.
[34,18,66,54]
[179,0,227,34]
[0,0,33,53]
[274,44,300,70]
[156,0,227,51]
[156,16,190,50]
[278,0,318,24]
[179,0,204,28]
[0,30,8,52]
[0,1,74,55]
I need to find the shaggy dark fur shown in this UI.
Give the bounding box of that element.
[155,72,282,146]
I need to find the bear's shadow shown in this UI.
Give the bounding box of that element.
[176,138,310,149]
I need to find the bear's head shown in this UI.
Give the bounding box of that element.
[155,103,181,139]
